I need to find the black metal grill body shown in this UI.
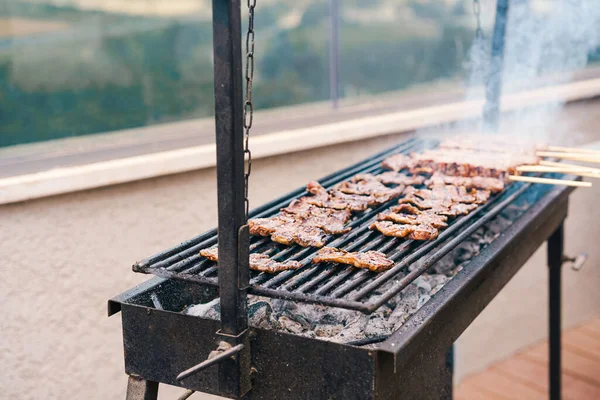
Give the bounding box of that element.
[109,171,573,399]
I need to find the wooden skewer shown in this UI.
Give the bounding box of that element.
[536,151,600,164]
[516,166,600,179]
[508,175,591,187]
[516,165,596,174]
[538,160,600,174]
[547,146,600,155]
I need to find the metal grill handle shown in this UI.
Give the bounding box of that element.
[176,342,245,381]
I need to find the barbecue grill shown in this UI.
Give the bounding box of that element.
[109,1,576,399]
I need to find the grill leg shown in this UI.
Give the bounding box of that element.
[444,345,454,400]
[126,375,159,400]
[548,224,563,400]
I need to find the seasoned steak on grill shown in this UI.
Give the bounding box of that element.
[436,203,478,217]
[390,203,422,215]
[412,186,478,204]
[249,217,327,247]
[369,221,439,240]
[375,171,426,186]
[270,224,327,247]
[312,247,394,272]
[200,247,302,273]
[305,181,373,211]
[282,198,352,223]
[377,210,448,229]
[381,153,412,172]
[280,199,351,234]
[335,180,405,203]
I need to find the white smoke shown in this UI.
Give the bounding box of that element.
[443,0,600,143]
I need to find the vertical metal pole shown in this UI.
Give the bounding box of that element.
[548,224,563,400]
[483,0,509,132]
[211,0,251,396]
[212,0,248,338]
[328,0,341,108]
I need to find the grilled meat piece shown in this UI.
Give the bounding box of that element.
[250,253,303,273]
[375,171,426,186]
[270,224,327,247]
[426,173,504,193]
[350,172,425,187]
[336,179,405,200]
[282,198,352,222]
[377,210,448,229]
[382,153,412,172]
[409,224,440,241]
[412,185,478,204]
[199,246,219,261]
[200,247,302,273]
[473,189,490,204]
[281,199,351,234]
[399,193,454,210]
[436,203,478,217]
[390,203,422,215]
[249,217,327,247]
[369,221,439,240]
[312,247,394,272]
[305,181,372,211]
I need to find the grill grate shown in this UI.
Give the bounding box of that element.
[133,138,534,313]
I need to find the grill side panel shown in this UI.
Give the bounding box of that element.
[119,303,376,399]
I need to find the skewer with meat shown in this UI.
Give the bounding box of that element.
[312,247,394,272]
[369,221,439,241]
[438,134,546,155]
[200,247,302,273]
[426,173,504,193]
[409,149,538,180]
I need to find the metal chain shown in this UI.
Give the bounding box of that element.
[243,0,256,220]
[473,0,483,39]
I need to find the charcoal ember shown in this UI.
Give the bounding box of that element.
[204,302,221,320]
[453,240,480,262]
[248,301,281,330]
[315,325,344,337]
[279,316,305,334]
[417,294,431,309]
[486,216,512,236]
[185,298,220,318]
[413,276,432,293]
[428,275,449,295]
[388,306,410,327]
[364,314,394,338]
[431,254,456,275]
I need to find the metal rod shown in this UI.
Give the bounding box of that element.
[483,0,509,132]
[548,224,563,400]
[176,344,245,381]
[212,0,248,336]
[328,0,341,108]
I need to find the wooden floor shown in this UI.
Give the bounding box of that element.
[456,318,600,400]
